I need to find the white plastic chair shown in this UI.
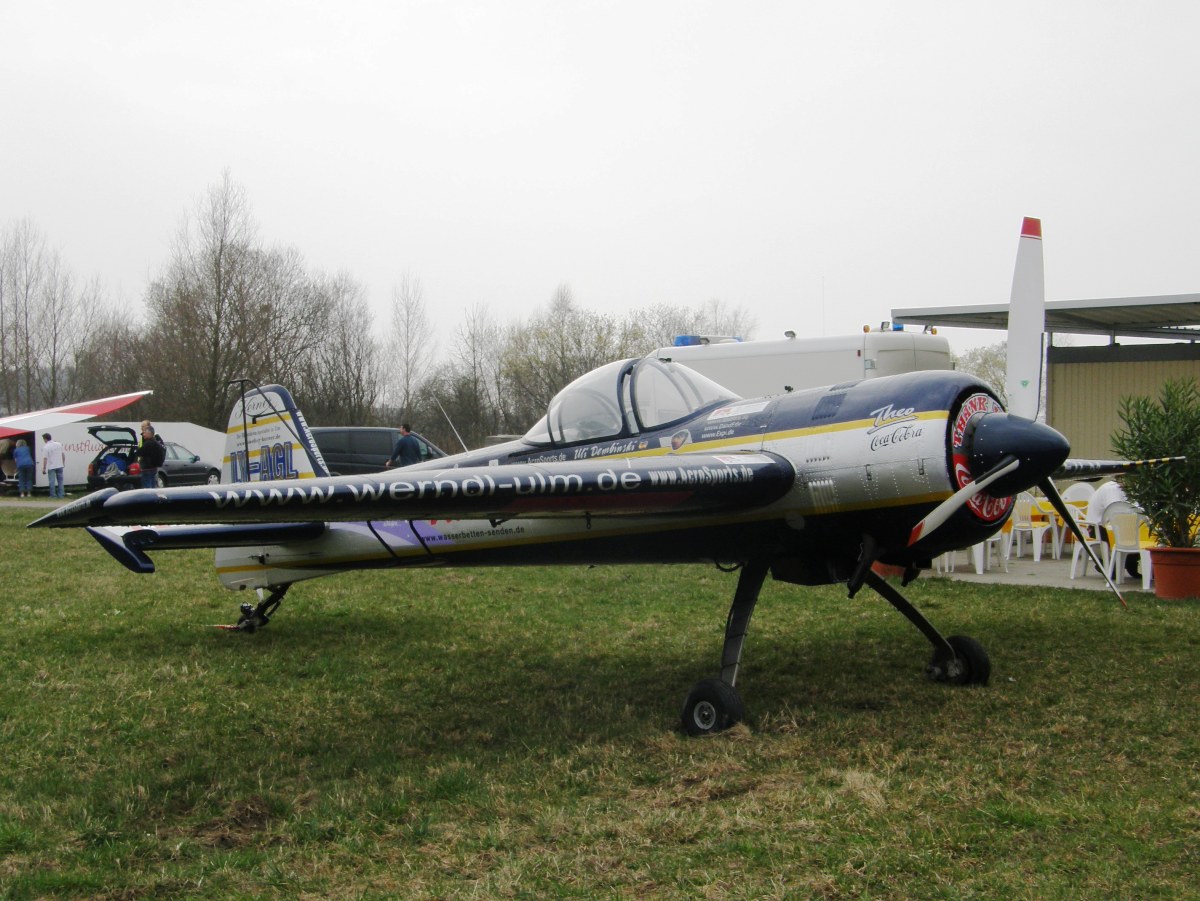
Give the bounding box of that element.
[934,550,957,574]
[971,518,1011,573]
[1067,503,1109,579]
[1006,493,1055,562]
[1034,497,1065,559]
[1103,502,1153,590]
[1062,482,1095,504]
[1057,482,1096,556]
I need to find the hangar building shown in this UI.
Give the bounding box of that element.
[892,294,1200,459]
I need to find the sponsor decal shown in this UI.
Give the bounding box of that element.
[229,441,300,482]
[869,423,924,451]
[868,403,918,434]
[201,460,764,511]
[570,438,645,460]
[713,454,771,464]
[708,401,769,421]
[951,393,1012,523]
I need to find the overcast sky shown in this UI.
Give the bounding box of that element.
[3,1,1197,356]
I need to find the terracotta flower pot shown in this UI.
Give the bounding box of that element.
[1148,547,1200,600]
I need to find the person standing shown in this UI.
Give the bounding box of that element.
[13,439,35,498]
[41,432,66,498]
[137,420,166,489]
[385,424,421,468]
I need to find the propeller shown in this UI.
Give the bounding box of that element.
[907,455,1020,547]
[908,410,1071,548]
[1036,477,1126,608]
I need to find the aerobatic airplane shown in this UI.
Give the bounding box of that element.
[29,221,1172,734]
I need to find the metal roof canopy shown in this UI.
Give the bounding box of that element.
[892,293,1200,342]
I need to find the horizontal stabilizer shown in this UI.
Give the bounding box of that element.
[87,522,328,573]
[33,452,796,528]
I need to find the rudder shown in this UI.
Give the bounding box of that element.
[223,384,330,483]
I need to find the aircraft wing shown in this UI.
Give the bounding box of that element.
[31,451,797,529]
[0,390,153,439]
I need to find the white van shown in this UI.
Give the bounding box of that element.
[657,327,952,398]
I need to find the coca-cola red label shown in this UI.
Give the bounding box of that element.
[951,393,1013,524]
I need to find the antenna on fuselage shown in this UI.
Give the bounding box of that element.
[433,396,470,454]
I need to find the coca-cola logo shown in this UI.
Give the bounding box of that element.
[951,393,1012,524]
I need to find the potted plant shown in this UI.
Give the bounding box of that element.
[1111,377,1200,598]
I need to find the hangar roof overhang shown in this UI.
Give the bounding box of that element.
[892,293,1200,342]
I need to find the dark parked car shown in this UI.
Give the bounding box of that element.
[87,425,221,491]
[310,427,447,476]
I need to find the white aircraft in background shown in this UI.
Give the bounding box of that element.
[0,391,153,440]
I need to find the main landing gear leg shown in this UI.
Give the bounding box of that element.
[681,559,769,736]
[862,570,991,686]
[216,586,290,633]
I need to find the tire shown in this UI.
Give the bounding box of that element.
[928,635,991,686]
[206,470,220,485]
[680,677,745,736]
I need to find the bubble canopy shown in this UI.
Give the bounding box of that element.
[522,356,740,447]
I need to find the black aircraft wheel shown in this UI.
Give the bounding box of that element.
[681,677,744,736]
[926,635,991,686]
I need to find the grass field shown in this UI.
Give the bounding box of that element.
[1,504,1198,898]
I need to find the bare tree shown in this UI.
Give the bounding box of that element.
[295,272,382,425]
[632,299,758,352]
[954,341,1009,406]
[696,297,757,340]
[385,272,435,418]
[436,304,502,449]
[0,219,46,411]
[71,312,146,401]
[142,172,331,428]
[0,219,110,411]
[496,284,673,428]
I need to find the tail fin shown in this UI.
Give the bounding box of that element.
[223,384,330,483]
[1004,216,1045,420]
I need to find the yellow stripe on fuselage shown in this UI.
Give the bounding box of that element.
[579,409,950,459]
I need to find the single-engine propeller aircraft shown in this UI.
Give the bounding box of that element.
[29,221,1176,734]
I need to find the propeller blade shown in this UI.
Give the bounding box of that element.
[1053,456,1185,481]
[1037,477,1126,608]
[1005,217,1045,421]
[907,456,1020,547]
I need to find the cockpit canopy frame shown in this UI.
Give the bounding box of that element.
[522,356,739,447]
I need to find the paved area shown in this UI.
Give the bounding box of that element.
[929,545,1150,595]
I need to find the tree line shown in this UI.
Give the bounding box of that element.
[2,172,755,453]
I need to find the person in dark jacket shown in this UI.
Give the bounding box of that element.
[137,421,166,488]
[385,424,421,468]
